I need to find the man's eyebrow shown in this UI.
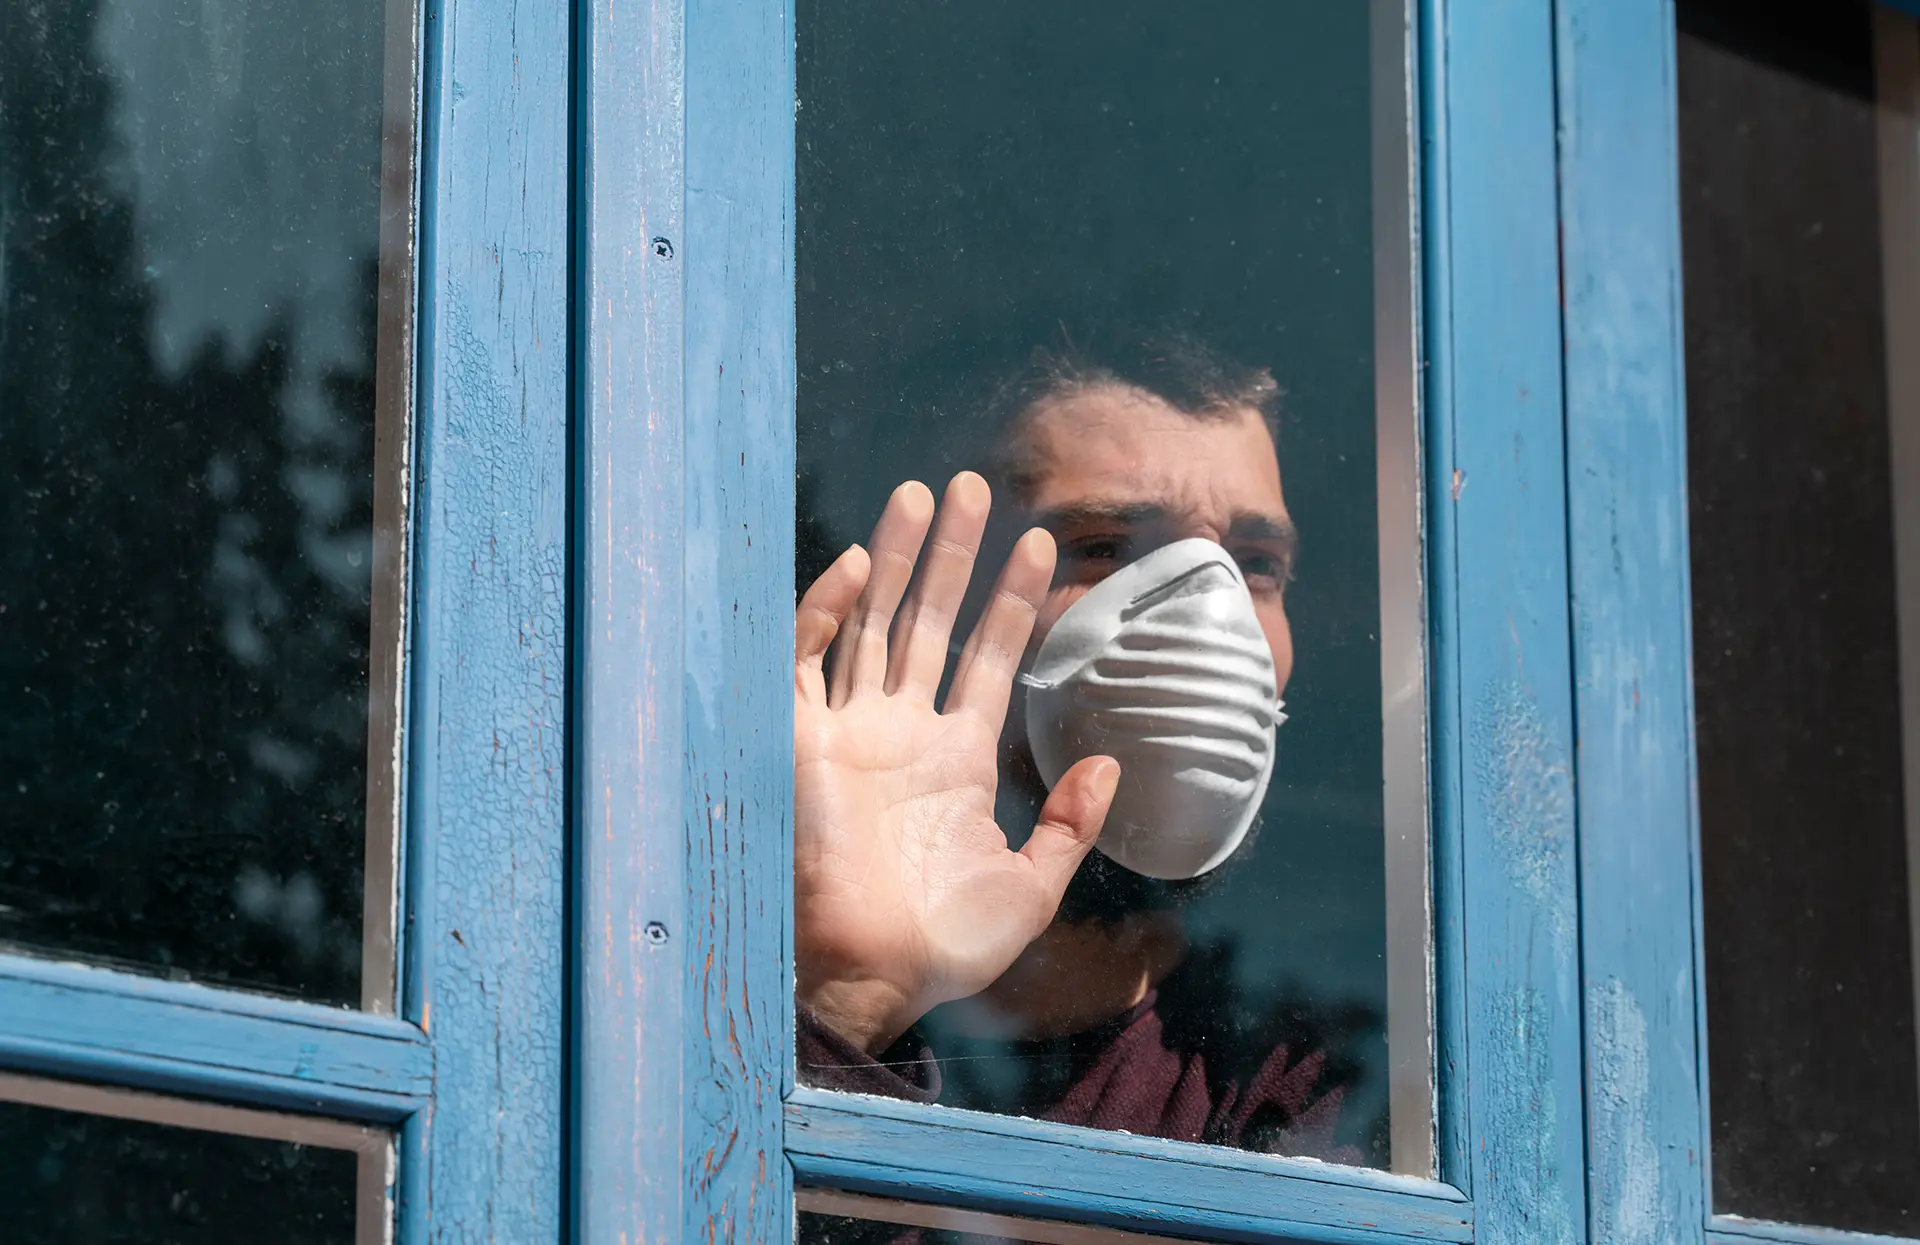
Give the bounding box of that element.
[1030,502,1168,531]
[1228,513,1299,548]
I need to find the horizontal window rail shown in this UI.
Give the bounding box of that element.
[0,954,430,1122]
[1710,1218,1920,1245]
[787,1086,1472,1245]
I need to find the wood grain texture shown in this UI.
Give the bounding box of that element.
[576,0,791,1238]
[571,0,1599,1239]
[574,0,689,1238]
[682,0,794,1236]
[1555,4,1706,1244]
[788,1089,1471,1245]
[402,0,569,1235]
[1421,0,1588,1240]
[0,956,430,1120]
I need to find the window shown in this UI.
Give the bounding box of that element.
[19,0,1916,1241]
[1680,0,1920,1235]
[5,0,406,1011]
[578,0,1588,1240]
[1,0,567,1235]
[789,0,1430,1176]
[1561,0,1920,1243]
[4,1074,382,1245]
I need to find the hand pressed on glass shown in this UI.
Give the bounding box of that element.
[794,353,1359,1163]
[793,472,1121,1055]
[791,0,1411,1164]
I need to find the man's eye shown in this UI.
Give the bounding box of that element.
[1059,535,1133,584]
[1068,536,1127,563]
[1236,550,1289,588]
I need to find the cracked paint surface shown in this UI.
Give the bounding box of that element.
[411,0,569,1238]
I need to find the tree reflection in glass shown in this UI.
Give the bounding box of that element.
[1,0,389,1004]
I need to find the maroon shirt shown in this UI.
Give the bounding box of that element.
[796,991,1357,1161]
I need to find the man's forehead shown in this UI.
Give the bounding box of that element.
[1020,385,1286,518]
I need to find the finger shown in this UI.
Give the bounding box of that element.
[944,527,1055,724]
[830,480,935,706]
[1018,756,1121,919]
[796,544,871,703]
[886,472,991,699]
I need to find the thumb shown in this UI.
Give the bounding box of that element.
[1019,756,1121,907]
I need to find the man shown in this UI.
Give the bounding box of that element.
[793,334,1351,1158]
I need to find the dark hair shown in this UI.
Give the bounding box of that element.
[983,328,1283,502]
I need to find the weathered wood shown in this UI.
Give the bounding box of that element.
[577,0,791,1238]
[569,0,1600,1240]
[682,0,796,1239]
[1556,3,1707,1244]
[1417,0,1472,1193]
[1421,0,1589,1239]
[1711,1218,1920,1245]
[575,0,692,1236]
[0,956,430,1120]
[402,0,570,1234]
[788,1088,1471,1245]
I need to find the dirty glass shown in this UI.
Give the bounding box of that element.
[0,0,410,1006]
[3,1086,366,1245]
[799,1201,1143,1245]
[1680,0,1920,1234]
[800,1211,1018,1245]
[792,0,1428,1172]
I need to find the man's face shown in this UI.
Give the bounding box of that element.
[1017,383,1296,691]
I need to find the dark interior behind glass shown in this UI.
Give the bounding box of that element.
[1679,0,1920,1232]
[796,0,1391,1163]
[1,0,386,1003]
[800,1206,1041,1245]
[4,1098,358,1245]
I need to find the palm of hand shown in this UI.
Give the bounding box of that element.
[790,475,1117,1054]
[795,690,1043,1015]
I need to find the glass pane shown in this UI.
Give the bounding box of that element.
[0,0,413,1006]
[801,1208,1030,1245]
[792,0,1428,1172]
[1680,0,1920,1234]
[2,1077,377,1245]
[799,1199,1174,1245]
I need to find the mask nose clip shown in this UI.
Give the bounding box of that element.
[1122,555,1240,616]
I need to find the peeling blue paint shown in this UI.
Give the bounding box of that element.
[1481,986,1576,1245]
[1558,3,1709,1242]
[1473,679,1576,952]
[1427,0,1590,1240]
[1590,977,1662,1242]
[403,0,569,1237]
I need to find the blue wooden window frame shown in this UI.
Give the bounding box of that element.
[575,0,1592,1241]
[1564,3,1920,1245]
[0,0,570,1238]
[18,0,1920,1239]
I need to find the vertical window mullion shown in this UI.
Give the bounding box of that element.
[1555,3,1706,1244]
[1421,0,1589,1236]
[402,0,571,1235]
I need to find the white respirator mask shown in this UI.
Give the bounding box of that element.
[1020,537,1285,880]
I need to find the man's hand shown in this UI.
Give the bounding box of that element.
[794,472,1120,1054]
